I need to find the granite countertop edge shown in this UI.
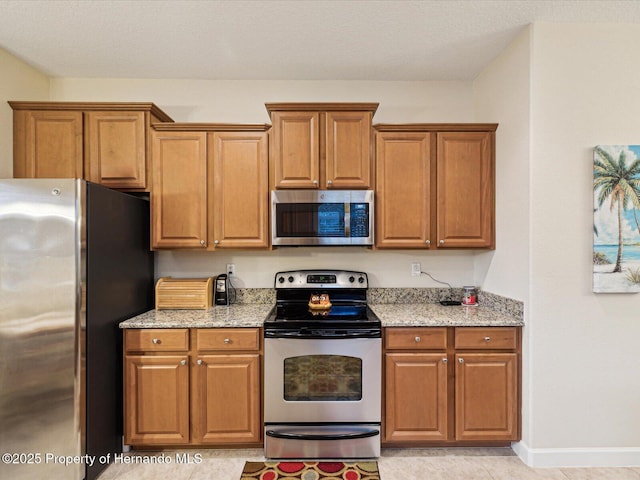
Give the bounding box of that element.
[369,303,524,327]
[119,303,523,329]
[119,304,274,329]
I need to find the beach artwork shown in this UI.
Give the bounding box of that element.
[593,145,640,293]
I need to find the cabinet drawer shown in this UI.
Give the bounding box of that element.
[196,328,260,351]
[125,329,189,352]
[385,327,447,350]
[455,327,518,350]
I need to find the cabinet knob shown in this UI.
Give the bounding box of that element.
[152,338,160,344]
[197,359,203,365]
[313,180,318,186]
[425,240,431,245]
[484,336,491,342]
[214,240,219,245]
[224,338,231,344]
[414,336,421,343]
[327,180,333,186]
[439,239,445,245]
[442,358,448,364]
[180,359,187,366]
[458,357,464,364]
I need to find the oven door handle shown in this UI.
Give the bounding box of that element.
[265,429,380,441]
[264,330,382,339]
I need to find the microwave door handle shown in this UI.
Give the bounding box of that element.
[344,202,350,237]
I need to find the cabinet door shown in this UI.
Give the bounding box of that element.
[124,355,190,445]
[325,111,372,189]
[192,354,261,444]
[455,353,518,441]
[375,132,432,248]
[13,110,83,178]
[384,353,448,442]
[151,131,208,248]
[85,111,146,189]
[436,132,494,248]
[271,111,319,188]
[209,132,269,248]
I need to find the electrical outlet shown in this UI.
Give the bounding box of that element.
[226,263,235,276]
[411,263,421,277]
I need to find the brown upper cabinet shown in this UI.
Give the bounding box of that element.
[150,123,270,250]
[151,130,208,249]
[9,102,174,191]
[375,124,497,249]
[266,103,378,189]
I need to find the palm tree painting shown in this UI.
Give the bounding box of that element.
[593,145,640,292]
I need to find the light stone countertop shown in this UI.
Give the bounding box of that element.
[370,303,524,327]
[119,304,274,329]
[119,302,522,329]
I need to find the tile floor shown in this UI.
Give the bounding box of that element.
[96,448,640,480]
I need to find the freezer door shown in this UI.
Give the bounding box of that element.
[0,179,83,480]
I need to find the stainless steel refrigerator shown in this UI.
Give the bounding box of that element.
[0,179,154,480]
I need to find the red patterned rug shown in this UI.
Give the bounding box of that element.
[240,461,380,480]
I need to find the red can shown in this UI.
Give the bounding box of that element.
[462,286,477,306]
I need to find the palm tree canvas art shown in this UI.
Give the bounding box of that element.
[593,145,640,292]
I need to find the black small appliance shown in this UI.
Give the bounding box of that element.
[214,273,235,305]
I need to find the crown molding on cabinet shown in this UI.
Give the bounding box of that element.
[152,123,271,132]
[374,123,498,132]
[265,102,379,115]
[7,101,174,123]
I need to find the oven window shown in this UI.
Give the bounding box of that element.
[283,355,362,401]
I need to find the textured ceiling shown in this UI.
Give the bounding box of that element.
[1,0,640,81]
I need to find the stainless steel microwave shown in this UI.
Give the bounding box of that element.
[271,190,374,246]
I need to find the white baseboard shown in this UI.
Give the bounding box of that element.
[512,441,640,468]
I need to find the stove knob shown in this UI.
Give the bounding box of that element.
[348,276,355,283]
[288,276,294,283]
[358,276,365,284]
[278,276,285,284]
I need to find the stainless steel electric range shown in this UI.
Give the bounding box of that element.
[263,270,382,459]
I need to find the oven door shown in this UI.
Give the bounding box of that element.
[264,337,381,423]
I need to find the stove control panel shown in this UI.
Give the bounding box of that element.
[274,270,368,289]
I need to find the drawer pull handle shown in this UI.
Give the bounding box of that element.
[414,336,421,343]
[180,359,186,366]
[484,336,491,342]
[224,338,231,344]
[458,358,464,364]
[152,338,160,344]
[442,358,448,364]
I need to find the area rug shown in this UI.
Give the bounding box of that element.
[240,461,380,480]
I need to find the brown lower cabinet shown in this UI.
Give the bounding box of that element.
[383,326,521,446]
[124,327,262,447]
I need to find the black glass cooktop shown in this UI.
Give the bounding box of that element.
[274,303,369,321]
[265,303,381,331]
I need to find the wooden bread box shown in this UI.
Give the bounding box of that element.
[155,277,213,310]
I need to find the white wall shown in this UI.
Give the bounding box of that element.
[0,47,49,178]
[47,77,484,288]
[523,23,640,467]
[472,26,532,449]
[49,78,473,124]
